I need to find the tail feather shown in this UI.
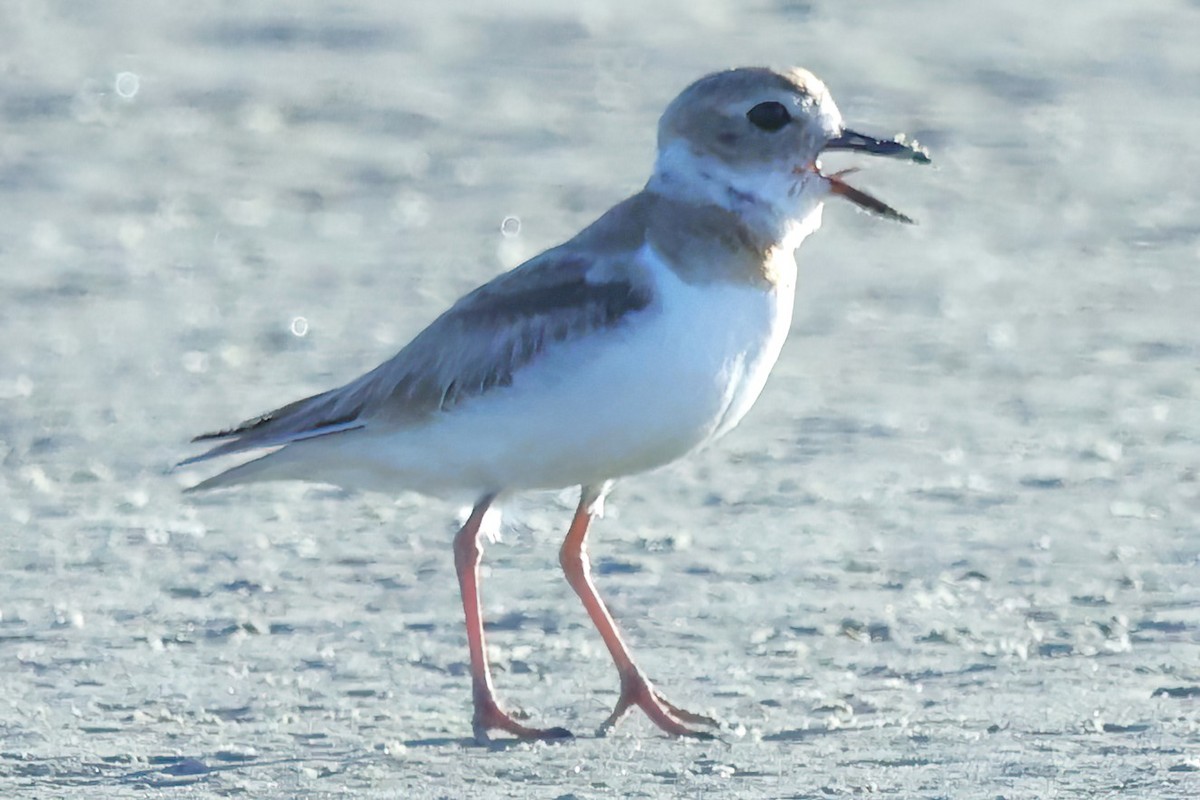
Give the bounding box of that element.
[179,419,366,469]
[182,450,290,493]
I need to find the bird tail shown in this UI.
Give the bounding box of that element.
[182,450,291,493]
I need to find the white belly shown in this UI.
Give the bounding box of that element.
[280,245,796,495]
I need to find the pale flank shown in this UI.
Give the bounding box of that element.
[184,66,929,742]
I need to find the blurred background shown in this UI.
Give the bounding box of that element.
[1,2,1197,797]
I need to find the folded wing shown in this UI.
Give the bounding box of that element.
[182,247,655,467]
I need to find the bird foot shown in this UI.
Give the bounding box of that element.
[471,694,573,744]
[600,670,721,739]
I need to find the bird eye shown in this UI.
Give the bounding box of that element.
[746,101,791,132]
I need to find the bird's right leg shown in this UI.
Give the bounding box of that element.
[453,495,572,743]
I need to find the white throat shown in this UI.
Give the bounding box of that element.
[646,139,827,251]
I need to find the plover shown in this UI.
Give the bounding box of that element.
[183,66,930,742]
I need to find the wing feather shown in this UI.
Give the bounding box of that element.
[182,245,654,466]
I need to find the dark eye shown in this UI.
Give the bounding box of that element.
[746,101,791,132]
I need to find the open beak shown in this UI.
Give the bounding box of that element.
[814,128,930,224]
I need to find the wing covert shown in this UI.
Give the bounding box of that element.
[182,247,655,465]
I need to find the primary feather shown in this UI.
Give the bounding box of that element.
[183,198,659,471]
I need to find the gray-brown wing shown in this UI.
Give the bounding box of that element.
[181,247,655,465]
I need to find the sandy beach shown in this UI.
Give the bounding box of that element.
[2,2,1197,797]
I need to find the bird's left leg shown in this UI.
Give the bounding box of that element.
[558,487,720,738]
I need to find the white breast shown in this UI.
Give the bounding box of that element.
[276,243,798,496]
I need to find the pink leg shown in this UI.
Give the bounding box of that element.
[558,494,720,738]
[454,496,572,743]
